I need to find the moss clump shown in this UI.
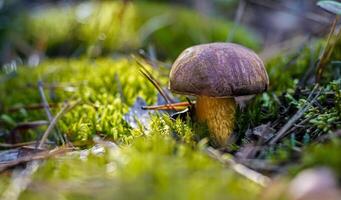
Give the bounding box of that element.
[0,58,166,146]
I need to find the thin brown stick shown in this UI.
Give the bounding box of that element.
[136,58,174,102]
[1,146,72,200]
[38,81,53,122]
[0,147,70,172]
[1,148,71,200]
[38,100,79,149]
[1,161,40,200]
[0,141,38,148]
[138,67,169,103]
[142,101,191,111]
[37,80,65,144]
[135,58,176,111]
[138,62,173,103]
[316,16,339,83]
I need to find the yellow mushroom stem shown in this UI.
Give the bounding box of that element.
[195,95,236,146]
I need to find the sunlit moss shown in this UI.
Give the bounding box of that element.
[0,58,164,145]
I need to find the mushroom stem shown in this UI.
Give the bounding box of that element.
[195,96,236,146]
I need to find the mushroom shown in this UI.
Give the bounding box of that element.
[169,42,269,146]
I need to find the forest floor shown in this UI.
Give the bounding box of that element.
[0,1,340,200]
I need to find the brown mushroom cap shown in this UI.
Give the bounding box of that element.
[169,42,269,97]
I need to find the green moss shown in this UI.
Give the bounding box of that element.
[19,134,261,200]
[0,58,165,146]
[0,57,263,199]
[306,79,341,133]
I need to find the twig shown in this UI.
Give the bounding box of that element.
[138,67,170,104]
[227,0,247,42]
[38,100,79,149]
[136,58,174,102]
[142,101,191,111]
[205,147,271,187]
[137,60,172,102]
[1,160,40,200]
[0,147,70,172]
[38,80,53,122]
[0,141,38,148]
[269,85,322,145]
[37,80,65,144]
[281,116,313,136]
[292,117,311,128]
[0,147,71,200]
[316,16,340,83]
